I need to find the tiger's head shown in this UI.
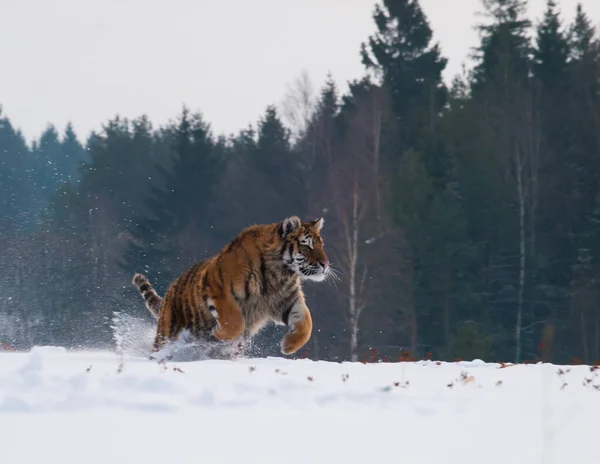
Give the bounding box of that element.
[279,216,330,282]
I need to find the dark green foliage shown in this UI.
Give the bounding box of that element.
[447,321,495,361]
[361,0,447,166]
[472,0,532,89]
[60,123,88,183]
[121,107,223,286]
[0,108,33,233]
[2,1,600,364]
[534,1,569,86]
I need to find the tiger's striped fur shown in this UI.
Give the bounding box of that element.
[132,216,330,355]
[132,273,163,319]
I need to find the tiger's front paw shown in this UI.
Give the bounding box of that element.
[281,306,312,355]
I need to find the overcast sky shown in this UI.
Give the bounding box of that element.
[1,0,599,143]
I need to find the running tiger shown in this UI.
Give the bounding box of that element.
[132,216,331,356]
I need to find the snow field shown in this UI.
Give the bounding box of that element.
[1,346,600,463]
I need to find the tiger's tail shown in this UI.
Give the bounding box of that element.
[132,273,163,320]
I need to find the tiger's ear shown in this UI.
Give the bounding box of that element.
[311,217,324,232]
[281,216,301,237]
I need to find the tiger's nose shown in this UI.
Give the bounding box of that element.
[319,259,329,269]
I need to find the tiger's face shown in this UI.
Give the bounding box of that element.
[280,216,330,282]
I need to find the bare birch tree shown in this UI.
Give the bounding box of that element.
[331,173,368,361]
[510,77,541,363]
[280,70,317,143]
[326,82,395,361]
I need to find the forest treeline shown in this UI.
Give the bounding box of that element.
[2,0,600,364]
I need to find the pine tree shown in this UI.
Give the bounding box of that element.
[360,0,447,163]
[561,3,600,361]
[121,107,223,286]
[472,0,531,91]
[208,125,257,245]
[524,0,573,362]
[250,105,303,223]
[77,116,133,219]
[534,0,569,86]
[30,125,63,214]
[305,74,340,203]
[569,4,597,61]
[390,145,482,358]
[316,73,339,121]
[0,107,33,232]
[60,123,87,183]
[455,0,536,361]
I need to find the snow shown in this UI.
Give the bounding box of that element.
[1,346,600,463]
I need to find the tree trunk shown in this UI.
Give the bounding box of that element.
[443,259,452,347]
[541,322,555,363]
[515,142,526,363]
[581,311,589,364]
[372,91,382,225]
[407,253,418,356]
[595,321,600,363]
[350,317,359,362]
[347,176,361,362]
[348,255,358,361]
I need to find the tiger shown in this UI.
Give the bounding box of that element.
[132,216,331,357]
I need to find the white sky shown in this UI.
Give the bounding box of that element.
[1,0,599,143]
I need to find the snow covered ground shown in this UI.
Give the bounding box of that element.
[1,346,600,464]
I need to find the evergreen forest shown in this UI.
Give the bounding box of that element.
[2,0,600,365]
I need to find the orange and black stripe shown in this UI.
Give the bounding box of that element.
[133,216,329,356]
[132,273,163,319]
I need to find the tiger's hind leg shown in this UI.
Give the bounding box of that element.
[208,296,245,342]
